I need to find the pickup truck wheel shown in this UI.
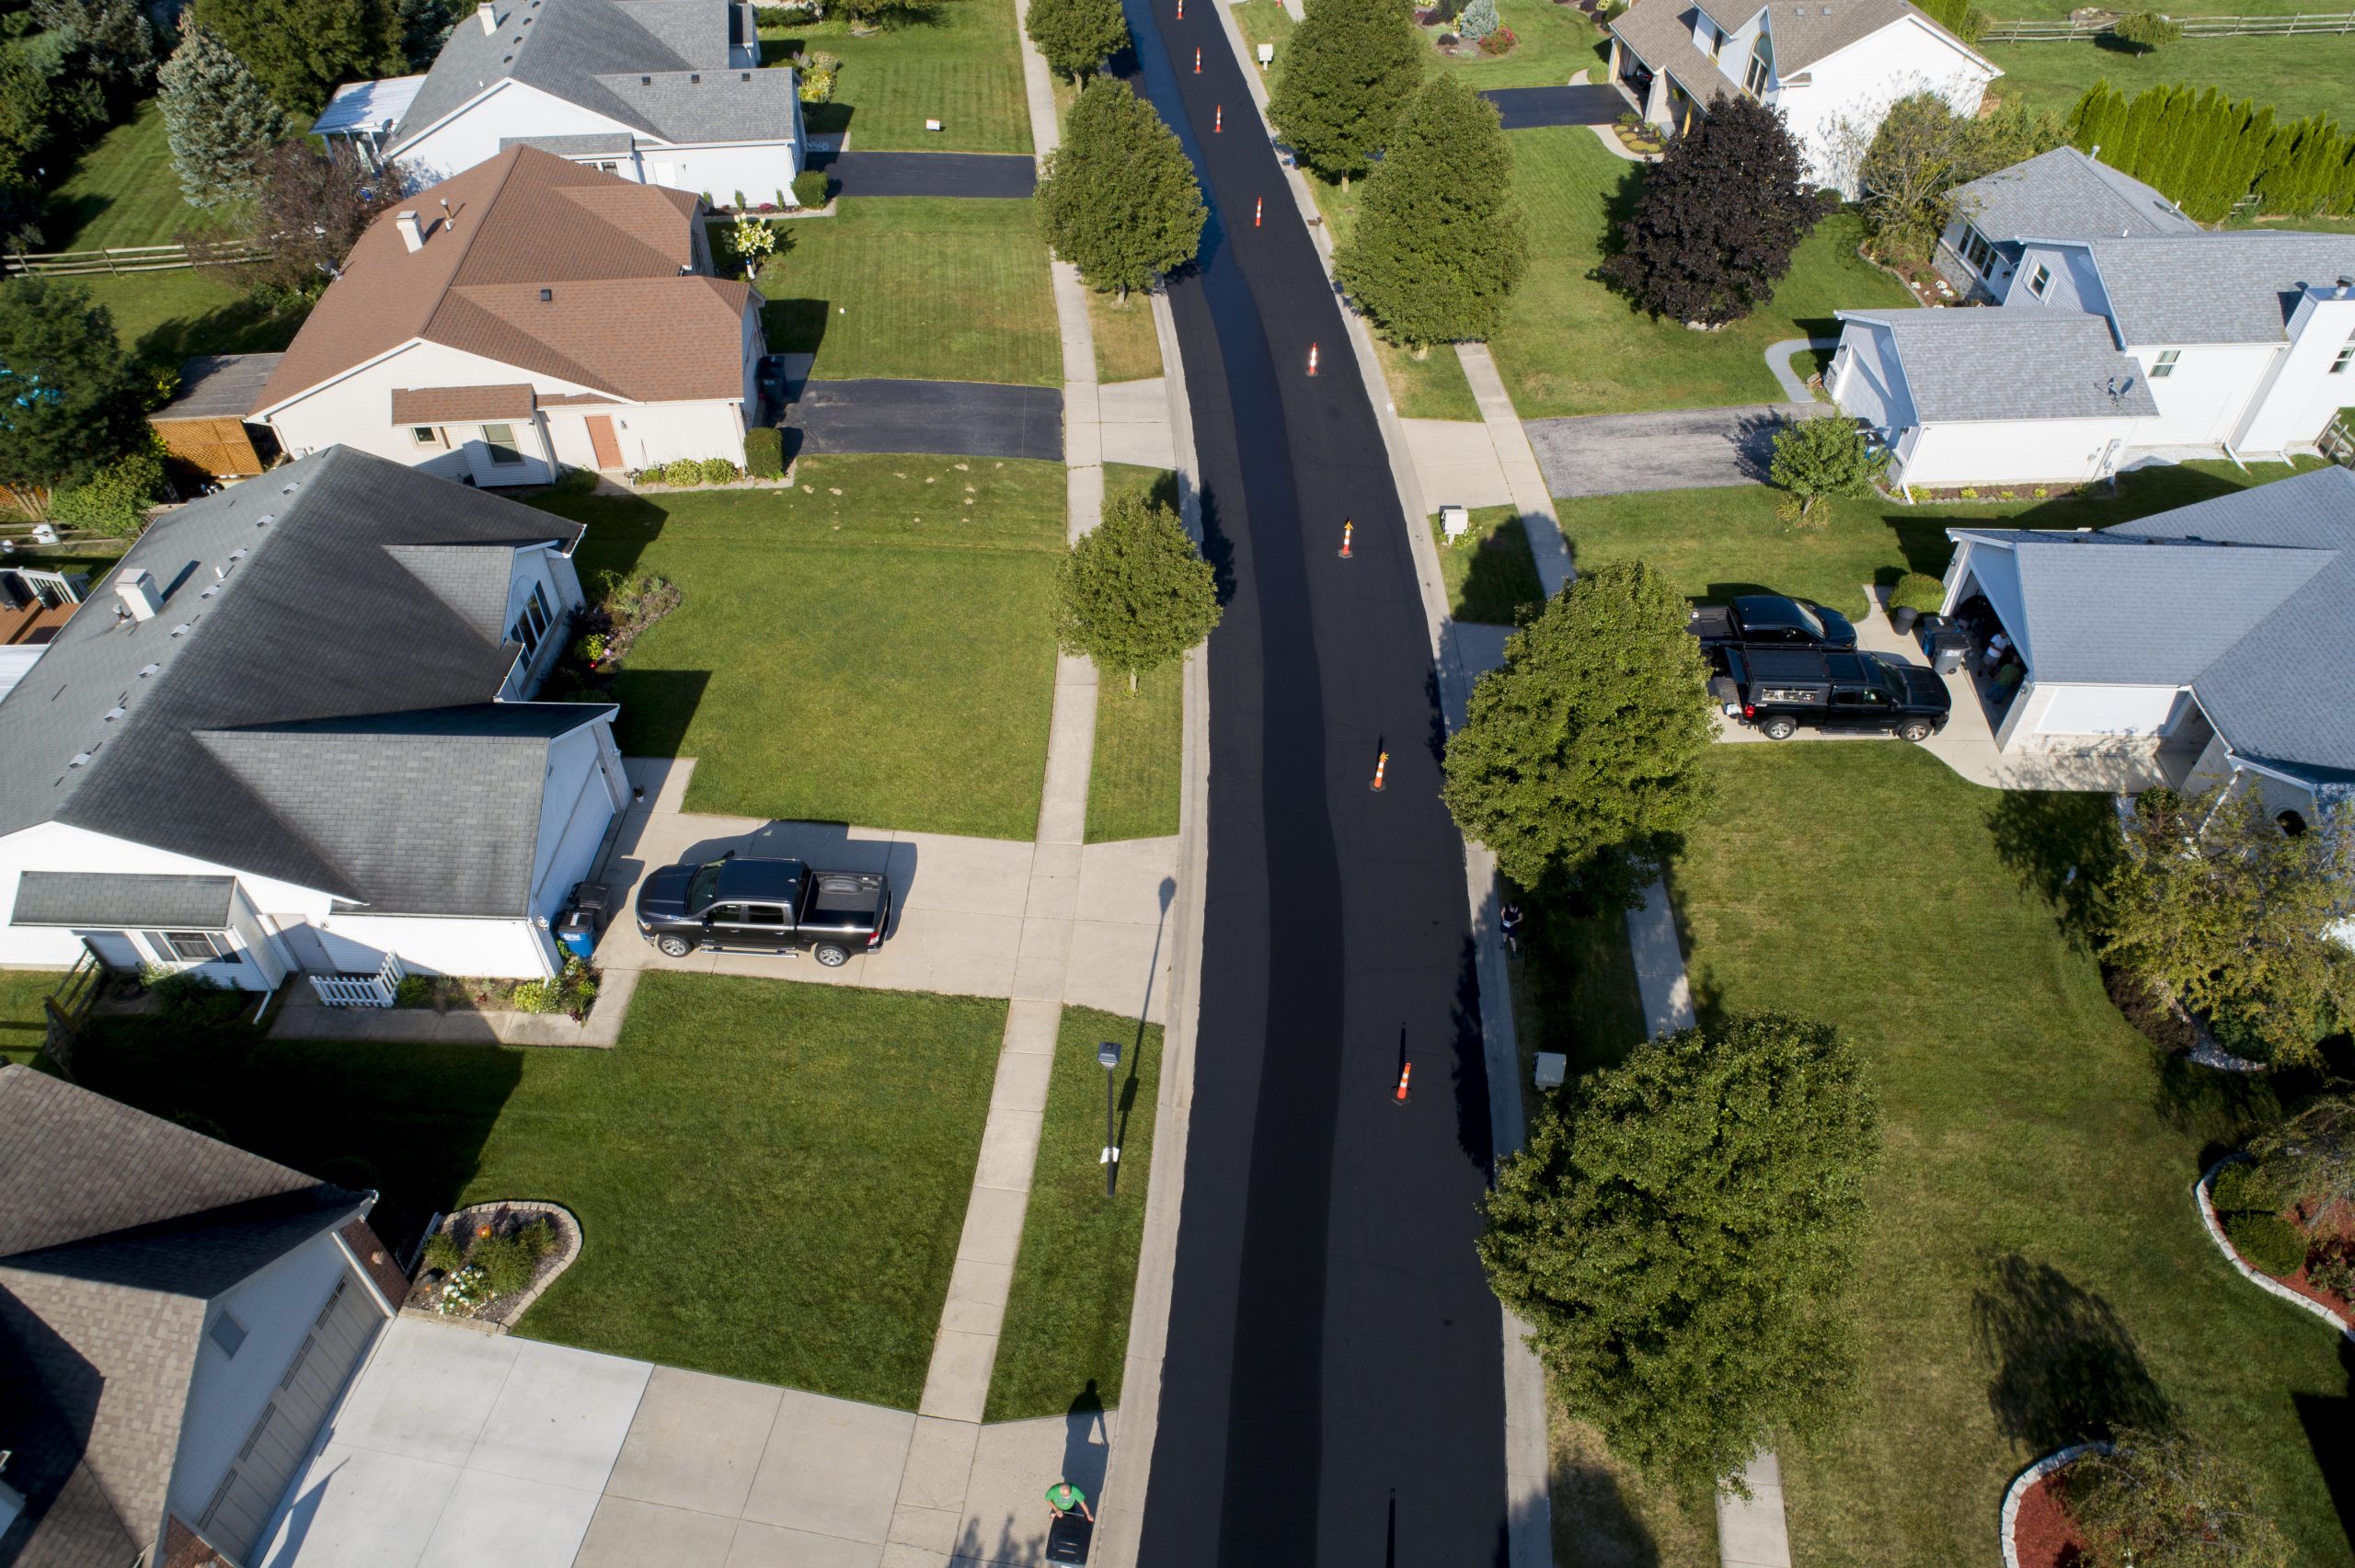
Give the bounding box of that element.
[655,933,694,958]
[1761,717,1798,740]
[812,942,851,967]
[1900,720,1934,743]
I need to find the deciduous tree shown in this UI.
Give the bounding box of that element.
[1768,415,1886,518]
[1036,77,1204,301]
[1024,0,1127,81]
[1481,1013,1879,1492]
[192,0,399,116]
[1267,0,1423,185]
[1844,90,2063,261]
[1053,487,1219,692]
[1601,94,1831,327]
[246,141,407,296]
[159,24,288,208]
[1442,560,1715,900]
[2063,1429,2292,1568]
[1334,75,1526,350]
[0,277,144,518]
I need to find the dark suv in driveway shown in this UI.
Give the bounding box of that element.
[1709,647,1952,741]
[633,854,890,965]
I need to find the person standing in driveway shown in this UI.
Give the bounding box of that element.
[1046,1480,1094,1524]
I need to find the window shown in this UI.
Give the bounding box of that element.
[481,422,524,465]
[1743,36,1773,97]
[707,904,745,922]
[159,931,225,962]
[209,1311,247,1359]
[1832,687,1890,707]
[588,160,619,172]
[2331,334,2355,374]
[743,905,787,926]
[509,581,554,658]
[1959,225,1997,277]
[2025,262,2052,300]
[1707,24,1725,58]
[410,426,440,446]
[2151,349,2181,379]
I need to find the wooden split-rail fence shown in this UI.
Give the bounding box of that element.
[3,239,270,279]
[1977,9,2355,40]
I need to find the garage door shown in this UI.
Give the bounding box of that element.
[2035,684,2182,737]
[197,1273,384,1559]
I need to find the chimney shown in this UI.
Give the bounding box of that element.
[115,569,161,623]
[396,211,425,252]
[477,2,498,33]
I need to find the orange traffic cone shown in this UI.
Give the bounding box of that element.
[1255,195,1263,227]
[1370,749,1387,791]
[1307,341,1319,376]
[1194,46,1202,71]
[1393,1062,1412,1104]
[1338,521,1353,558]
[1214,105,1223,132]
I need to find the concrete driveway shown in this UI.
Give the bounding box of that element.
[592,760,1180,1024]
[261,1319,1114,1568]
[787,381,1064,463]
[1524,405,1788,498]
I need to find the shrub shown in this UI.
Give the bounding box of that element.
[1890,571,1946,615]
[546,464,599,495]
[698,456,741,484]
[744,425,786,477]
[152,967,241,1025]
[1770,416,1887,518]
[799,67,834,103]
[661,457,704,486]
[793,169,832,208]
[472,1219,555,1298]
[1456,0,1499,36]
[393,973,433,1008]
[733,189,747,211]
[2223,1209,2309,1276]
[808,48,841,69]
[1476,23,1514,52]
[421,1230,463,1275]
[2210,1159,2282,1216]
[52,440,169,537]
[2111,10,2181,49]
[511,979,559,1013]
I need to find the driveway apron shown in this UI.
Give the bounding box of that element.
[806,151,1037,199]
[1479,83,1627,129]
[786,379,1065,462]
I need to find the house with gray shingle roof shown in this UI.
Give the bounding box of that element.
[0,446,627,988]
[1937,464,2355,819]
[1830,169,2355,486]
[1606,0,1996,193]
[313,0,804,207]
[0,1064,396,1568]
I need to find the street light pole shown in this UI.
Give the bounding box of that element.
[1097,1040,1122,1196]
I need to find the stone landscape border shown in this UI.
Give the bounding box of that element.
[399,1199,583,1336]
[1999,1443,2105,1568]
[2195,1156,2355,1340]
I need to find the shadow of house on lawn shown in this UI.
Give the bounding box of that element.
[605,668,712,764]
[1971,1252,2172,1453]
[131,290,313,371]
[2296,1338,2355,1560]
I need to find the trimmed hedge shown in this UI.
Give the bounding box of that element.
[2066,81,2355,222]
[745,426,786,478]
[2223,1209,2309,1276]
[2211,1160,2283,1216]
[793,169,832,209]
[1890,572,1947,615]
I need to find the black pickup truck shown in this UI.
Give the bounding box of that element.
[1688,594,1858,651]
[1708,646,1951,741]
[633,853,890,965]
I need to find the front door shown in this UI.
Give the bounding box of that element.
[583,415,624,470]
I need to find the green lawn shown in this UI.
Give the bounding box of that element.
[761,0,1032,154]
[1231,0,1295,71]
[1428,0,1612,89]
[1983,38,2355,122]
[1489,128,1914,418]
[0,970,65,1067]
[73,973,1007,1409]
[40,99,236,253]
[760,198,1059,386]
[1087,285,1164,383]
[534,454,1065,839]
[1086,464,1188,842]
[1431,504,1544,624]
[1551,458,2325,621]
[40,268,307,371]
[1658,745,2353,1566]
[986,1005,1164,1419]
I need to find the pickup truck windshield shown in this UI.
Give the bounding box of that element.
[1790,601,1826,639]
[688,862,723,910]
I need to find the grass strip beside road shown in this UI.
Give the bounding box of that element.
[1430,504,1544,625]
[538,454,1066,841]
[76,974,1007,1410]
[1086,464,1187,842]
[1304,177,1485,420]
[1088,287,1165,383]
[762,197,1060,387]
[986,1004,1164,1420]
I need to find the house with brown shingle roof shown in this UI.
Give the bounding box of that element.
[0,1065,399,1568]
[251,145,764,485]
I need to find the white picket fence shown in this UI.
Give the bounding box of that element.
[309,954,407,1008]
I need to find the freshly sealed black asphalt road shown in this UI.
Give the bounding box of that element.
[786,379,1063,461]
[1479,82,1626,130]
[1126,9,1510,1566]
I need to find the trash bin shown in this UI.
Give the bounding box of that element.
[1044,1515,1093,1564]
[1928,629,1971,675]
[556,907,599,961]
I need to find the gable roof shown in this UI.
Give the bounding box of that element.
[2078,232,2355,345]
[1839,307,2159,419]
[1610,0,1742,100]
[387,0,787,151]
[1949,147,2197,244]
[254,146,753,417]
[0,1066,362,1566]
[0,447,612,916]
[1612,0,1988,93]
[1951,465,2355,784]
[1758,0,1982,71]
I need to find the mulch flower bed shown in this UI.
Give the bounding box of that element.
[404,1203,580,1330]
[2260,1199,2355,1318]
[2011,1466,2092,1568]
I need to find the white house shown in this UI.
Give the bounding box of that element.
[0,1065,400,1568]
[313,0,804,204]
[1937,464,2355,828]
[1606,0,1997,192]
[0,447,629,989]
[1932,144,2200,302]
[251,146,765,484]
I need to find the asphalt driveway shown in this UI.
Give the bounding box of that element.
[808,151,1035,199]
[1479,84,1627,129]
[1524,404,1789,498]
[787,379,1064,463]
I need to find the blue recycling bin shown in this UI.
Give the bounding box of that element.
[556,909,598,960]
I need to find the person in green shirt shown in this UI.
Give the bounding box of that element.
[1045,1480,1095,1523]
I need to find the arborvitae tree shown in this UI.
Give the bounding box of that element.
[395,0,461,71]
[0,277,145,518]
[1036,76,1204,301]
[1266,0,1424,185]
[1025,0,1127,81]
[159,25,288,208]
[29,0,157,104]
[193,0,400,117]
[1054,487,1220,692]
[1334,77,1524,350]
[1442,559,1716,900]
[1600,94,1830,328]
[1482,1013,1880,1493]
